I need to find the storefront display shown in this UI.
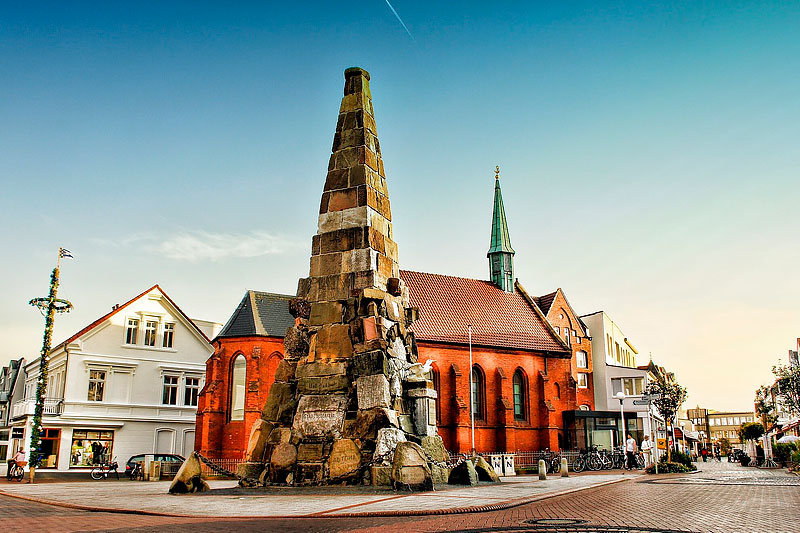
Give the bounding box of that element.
[70,429,114,467]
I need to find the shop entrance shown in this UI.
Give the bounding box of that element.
[40,428,60,468]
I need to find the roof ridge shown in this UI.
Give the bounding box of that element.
[399,269,492,284]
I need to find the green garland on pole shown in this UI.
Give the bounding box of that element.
[28,249,73,472]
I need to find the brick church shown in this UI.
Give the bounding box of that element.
[195,71,593,460]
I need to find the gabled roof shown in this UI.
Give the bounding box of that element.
[52,284,211,352]
[534,291,558,315]
[400,270,569,355]
[216,291,295,339]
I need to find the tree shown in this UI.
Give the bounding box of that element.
[718,437,732,456]
[754,385,778,430]
[772,363,800,417]
[647,379,687,462]
[738,422,765,444]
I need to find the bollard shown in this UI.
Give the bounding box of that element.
[561,457,569,477]
[538,459,547,480]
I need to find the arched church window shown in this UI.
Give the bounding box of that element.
[471,365,485,421]
[230,354,246,421]
[513,369,527,421]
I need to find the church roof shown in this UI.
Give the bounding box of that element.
[534,290,558,315]
[400,270,569,355]
[216,291,295,339]
[487,176,515,256]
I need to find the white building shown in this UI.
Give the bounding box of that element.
[11,285,221,472]
[580,311,664,448]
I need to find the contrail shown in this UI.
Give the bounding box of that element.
[383,0,415,41]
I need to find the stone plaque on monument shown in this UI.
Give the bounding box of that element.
[356,373,391,410]
[328,438,361,479]
[292,395,348,439]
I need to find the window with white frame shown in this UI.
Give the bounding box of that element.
[125,319,139,344]
[184,377,200,406]
[578,372,589,388]
[611,377,643,396]
[144,320,158,346]
[162,375,179,405]
[163,323,175,348]
[88,370,106,401]
[576,350,588,369]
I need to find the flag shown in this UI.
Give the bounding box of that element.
[59,248,73,259]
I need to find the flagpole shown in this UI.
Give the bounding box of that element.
[469,324,475,454]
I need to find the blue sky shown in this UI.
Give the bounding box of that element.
[2,1,799,411]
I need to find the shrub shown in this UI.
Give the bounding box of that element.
[646,461,692,474]
[669,449,694,468]
[791,448,800,464]
[773,442,798,464]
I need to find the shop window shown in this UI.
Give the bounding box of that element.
[70,430,114,467]
[230,355,247,421]
[184,377,200,407]
[125,319,139,344]
[576,351,588,369]
[162,375,179,405]
[470,365,485,421]
[88,370,106,402]
[513,369,527,421]
[163,323,175,348]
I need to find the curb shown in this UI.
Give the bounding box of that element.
[0,477,631,519]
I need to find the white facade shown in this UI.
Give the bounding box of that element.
[581,311,663,439]
[11,285,220,472]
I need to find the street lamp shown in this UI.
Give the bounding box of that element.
[615,391,626,449]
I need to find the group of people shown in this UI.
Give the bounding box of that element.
[625,433,655,469]
[699,446,722,462]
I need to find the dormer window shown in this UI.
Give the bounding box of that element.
[125,319,139,344]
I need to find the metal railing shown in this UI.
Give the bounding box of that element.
[199,458,243,478]
[448,450,582,469]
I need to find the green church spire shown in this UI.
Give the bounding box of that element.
[487,166,515,292]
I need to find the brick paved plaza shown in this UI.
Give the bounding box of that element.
[1,461,797,532]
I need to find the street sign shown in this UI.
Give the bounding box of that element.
[642,393,662,400]
[633,399,651,405]
[657,438,667,450]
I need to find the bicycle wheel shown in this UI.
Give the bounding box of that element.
[636,454,645,469]
[587,455,602,471]
[552,459,560,473]
[12,465,23,481]
[572,456,586,473]
[90,466,104,480]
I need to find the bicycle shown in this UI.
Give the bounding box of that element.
[129,462,144,481]
[7,461,26,482]
[90,458,119,480]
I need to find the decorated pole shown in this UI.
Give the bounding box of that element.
[28,248,73,482]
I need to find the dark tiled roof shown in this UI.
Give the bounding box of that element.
[400,270,569,354]
[217,291,295,339]
[535,291,558,315]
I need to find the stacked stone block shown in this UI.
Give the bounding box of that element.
[239,67,443,489]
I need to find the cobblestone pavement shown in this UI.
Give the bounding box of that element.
[1,461,797,532]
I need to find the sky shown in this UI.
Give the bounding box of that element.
[1,1,798,412]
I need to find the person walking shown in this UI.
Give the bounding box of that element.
[641,435,654,467]
[625,433,637,470]
[701,447,708,462]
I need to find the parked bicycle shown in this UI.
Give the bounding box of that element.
[7,461,26,482]
[129,461,145,481]
[90,458,119,480]
[541,449,562,474]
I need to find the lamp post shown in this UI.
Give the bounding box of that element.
[615,391,626,449]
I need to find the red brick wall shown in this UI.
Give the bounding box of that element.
[195,336,285,459]
[196,337,579,458]
[544,291,595,411]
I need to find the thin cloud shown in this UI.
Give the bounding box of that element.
[94,231,304,262]
[384,0,415,41]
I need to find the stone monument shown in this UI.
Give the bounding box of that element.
[240,67,442,488]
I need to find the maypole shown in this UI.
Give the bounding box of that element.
[27,247,73,483]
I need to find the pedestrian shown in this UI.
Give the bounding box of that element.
[7,448,25,480]
[625,433,637,470]
[714,448,721,462]
[640,435,653,467]
[701,447,708,462]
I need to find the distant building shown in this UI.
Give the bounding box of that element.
[686,407,755,448]
[10,285,220,471]
[0,358,25,471]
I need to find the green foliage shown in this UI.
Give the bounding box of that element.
[738,422,765,443]
[772,442,798,463]
[718,437,732,455]
[646,461,692,474]
[647,380,688,424]
[754,385,778,429]
[791,448,800,464]
[669,449,694,469]
[773,363,800,417]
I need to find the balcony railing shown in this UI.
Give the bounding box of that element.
[12,398,64,418]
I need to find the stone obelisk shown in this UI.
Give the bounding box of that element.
[241,67,445,489]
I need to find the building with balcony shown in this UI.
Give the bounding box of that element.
[10,285,221,471]
[0,358,25,471]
